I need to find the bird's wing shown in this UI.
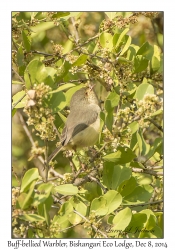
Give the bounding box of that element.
[61,108,99,146]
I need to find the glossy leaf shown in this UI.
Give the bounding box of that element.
[54,184,78,195]
[133,55,149,73]
[136,42,154,60]
[90,190,122,216]
[120,35,132,55]
[135,83,154,101]
[90,196,108,216]
[49,83,75,94]
[136,130,150,156]
[112,207,132,230]
[128,121,139,134]
[12,90,27,109]
[47,91,66,112]
[32,183,53,206]
[17,181,36,209]
[118,176,137,197]
[126,213,147,234]
[19,214,45,222]
[150,56,160,73]
[113,28,129,48]
[145,137,163,160]
[103,146,136,164]
[103,163,132,190]
[73,54,88,66]
[103,190,122,215]
[20,168,39,193]
[123,186,153,205]
[83,182,102,201]
[24,59,48,89]
[100,32,113,51]
[69,197,87,224]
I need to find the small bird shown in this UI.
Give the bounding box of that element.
[48,86,101,162]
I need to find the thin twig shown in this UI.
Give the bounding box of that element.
[53,196,108,237]
[18,111,49,181]
[145,118,163,132]
[147,165,163,170]
[88,175,107,193]
[123,199,163,207]
[58,222,83,233]
[12,68,25,84]
[12,93,26,109]
[132,167,163,176]
[31,50,53,57]
[73,209,108,238]
[49,168,64,179]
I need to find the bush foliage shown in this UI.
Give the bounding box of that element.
[12,12,163,238]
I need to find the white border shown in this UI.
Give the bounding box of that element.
[1,1,174,249]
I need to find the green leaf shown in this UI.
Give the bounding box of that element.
[100,32,113,51]
[32,183,53,206]
[73,54,88,66]
[90,190,122,216]
[57,111,67,123]
[133,55,149,73]
[105,12,117,20]
[69,197,87,224]
[20,168,39,193]
[19,214,45,222]
[136,130,150,156]
[17,180,36,209]
[22,30,31,52]
[54,184,78,195]
[48,91,66,112]
[130,161,144,169]
[17,46,24,67]
[44,67,57,86]
[90,196,108,216]
[113,28,129,48]
[105,90,120,111]
[128,121,139,134]
[112,207,132,230]
[49,83,76,94]
[127,44,139,61]
[145,137,162,161]
[103,163,132,190]
[24,59,48,89]
[12,108,17,117]
[151,109,163,117]
[136,42,154,60]
[103,190,122,215]
[31,22,55,38]
[126,213,147,234]
[150,56,160,73]
[37,196,53,226]
[105,110,113,133]
[123,186,153,205]
[12,90,27,108]
[83,182,102,201]
[12,80,23,85]
[52,12,70,18]
[57,61,72,81]
[135,83,154,101]
[118,176,137,197]
[120,35,132,56]
[103,146,136,164]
